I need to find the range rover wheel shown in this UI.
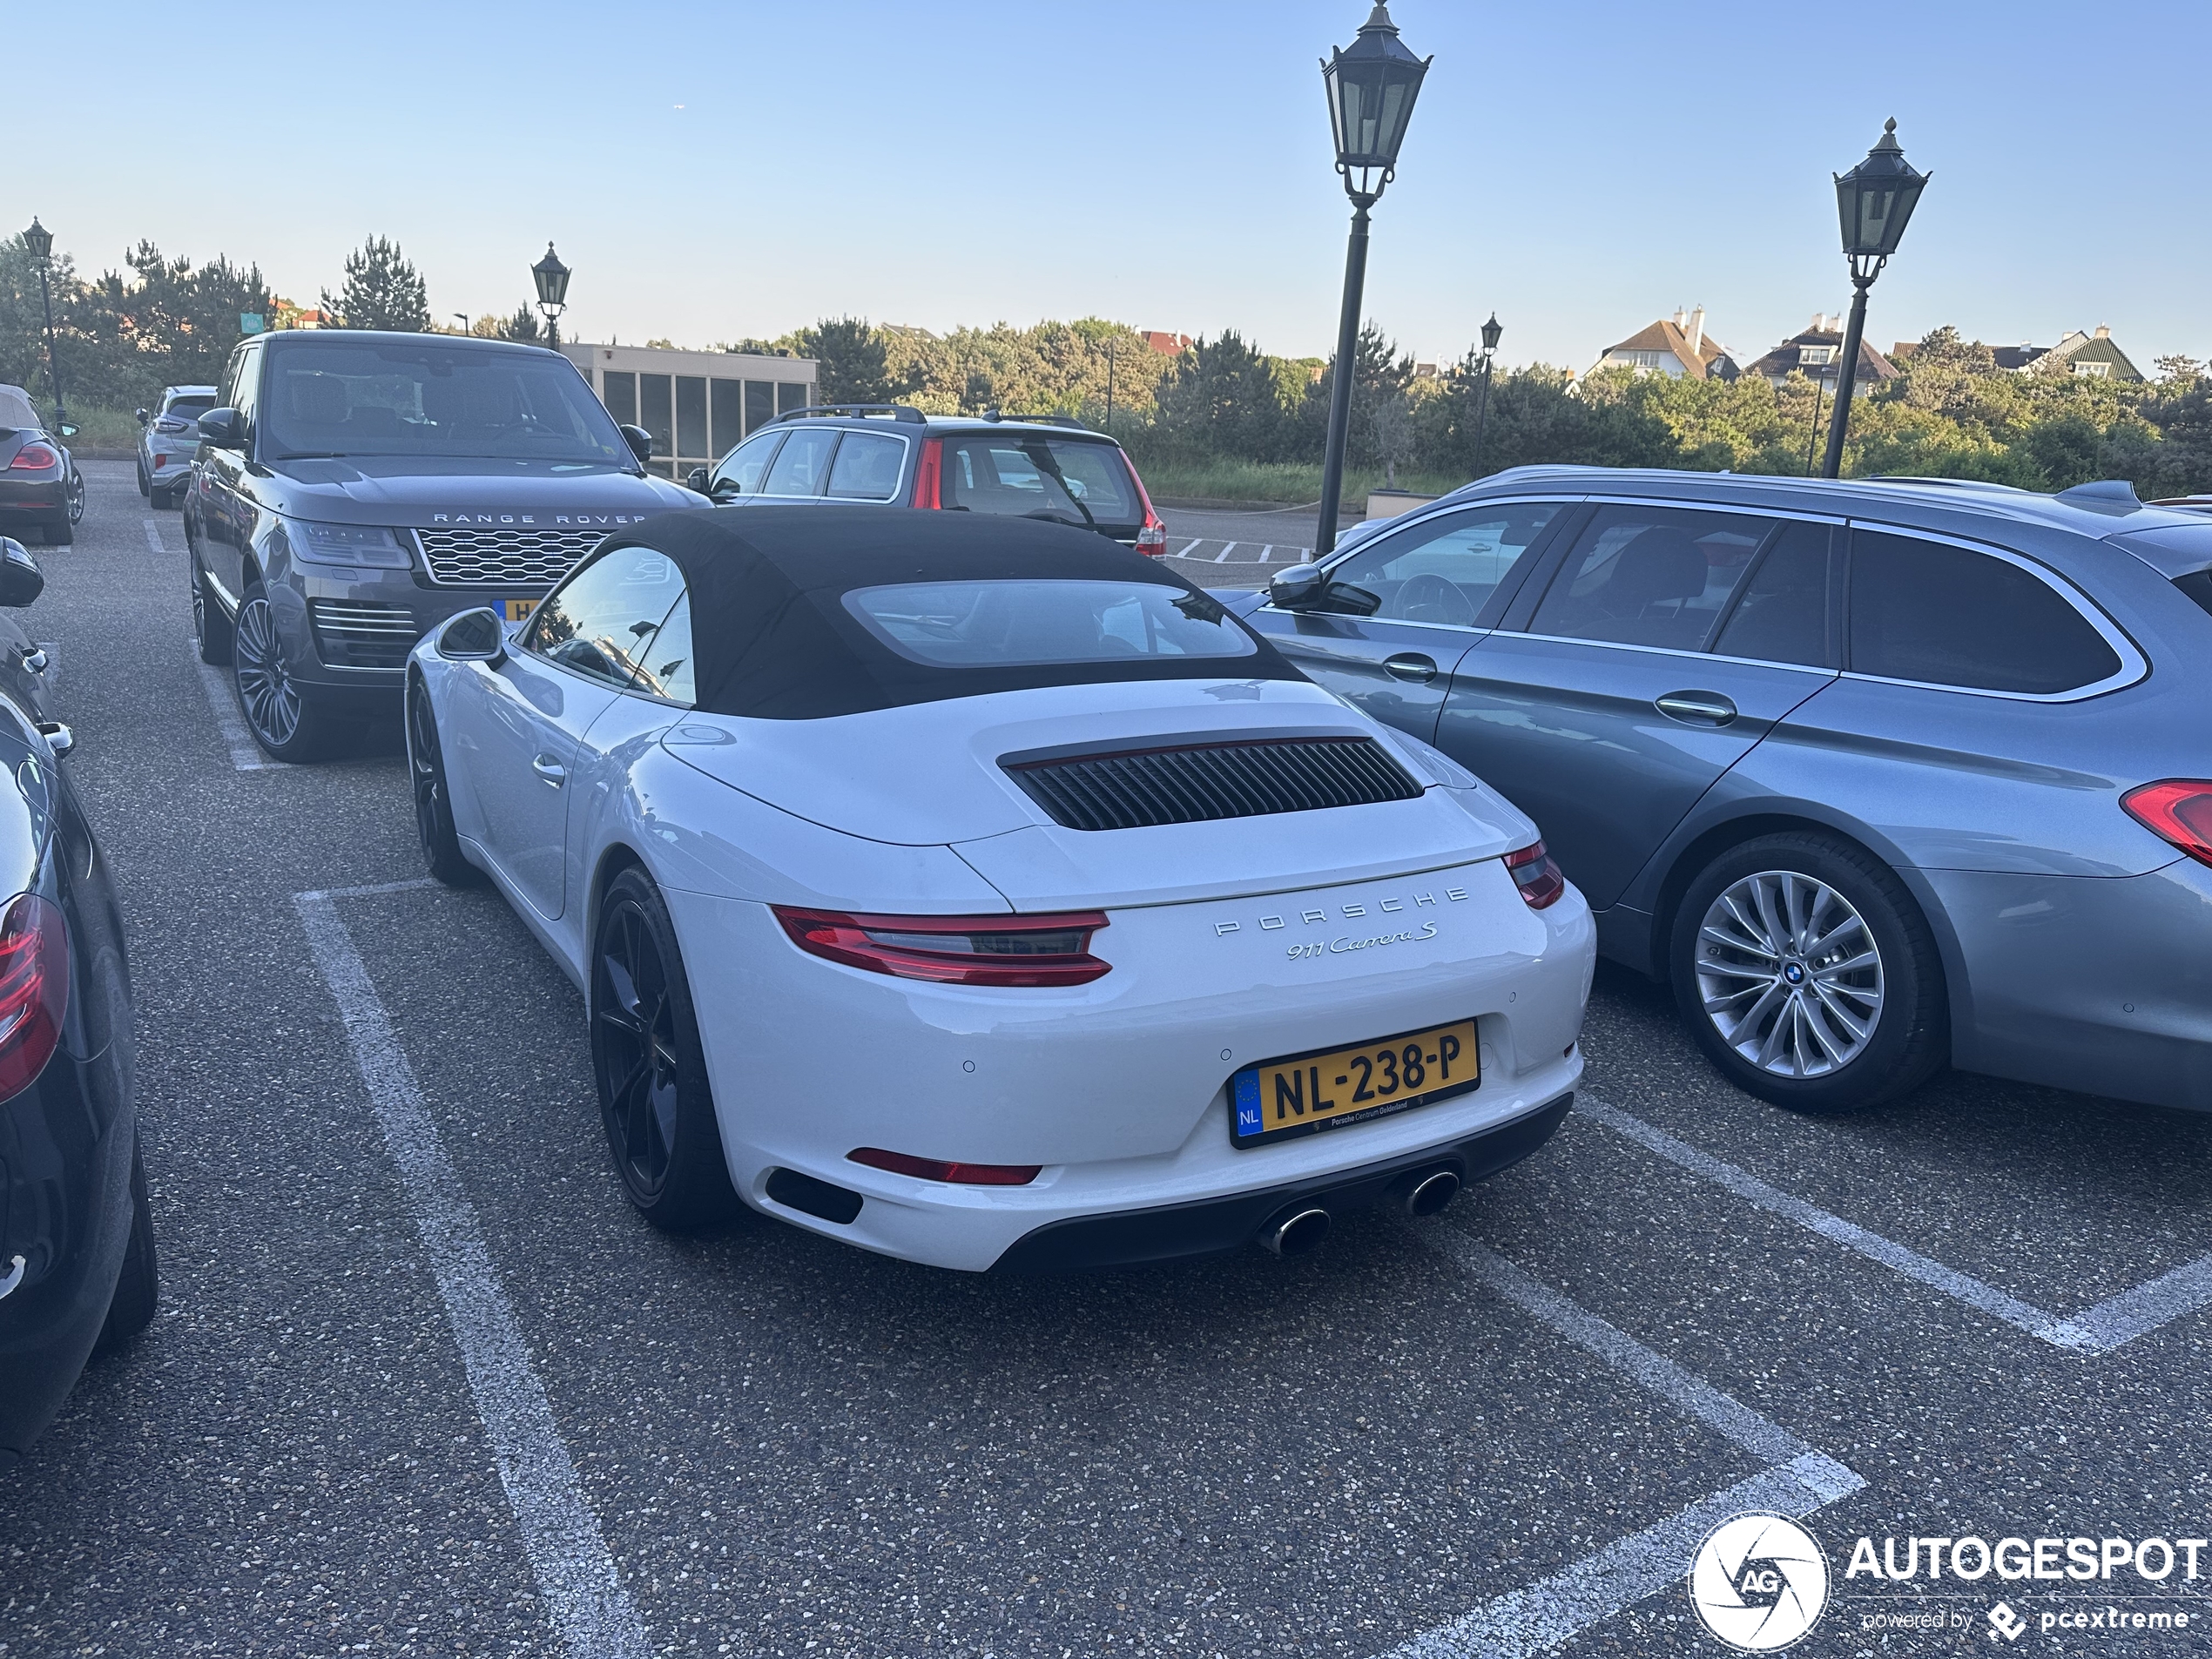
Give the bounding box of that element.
[1669,831,1946,1114]
[590,867,736,1231]
[408,672,482,887]
[232,583,338,761]
[192,559,233,666]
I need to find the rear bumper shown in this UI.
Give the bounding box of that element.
[0,477,66,523]
[992,1091,1572,1272]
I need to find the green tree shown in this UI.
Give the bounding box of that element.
[1154,332,1293,462]
[322,236,429,332]
[494,304,543,344]
[794,316,896,404]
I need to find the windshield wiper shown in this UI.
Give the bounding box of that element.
[1022,444,1095,528]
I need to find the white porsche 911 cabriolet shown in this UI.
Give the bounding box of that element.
[406,508,1593,1271]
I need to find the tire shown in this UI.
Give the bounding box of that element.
[66,469,85,525]
[136,458,151,499]
[408,672,482,887]
[93,1138,158,1357]
[37,515,71,547]
[1669,831,1946,1114]
[590,867,737,1230]
[231,583,341,761]
[192,557,233,666]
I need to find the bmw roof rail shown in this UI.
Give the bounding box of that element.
[979,408,1091,430]
[774,403,927,425]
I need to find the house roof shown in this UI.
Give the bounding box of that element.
[2046,327,2144,381]
[1743,320,1898,385]
[1595,314,1736,379]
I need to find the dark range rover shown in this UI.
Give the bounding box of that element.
[185,331,697,759]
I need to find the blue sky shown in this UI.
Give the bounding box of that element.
[19,2,2209,374]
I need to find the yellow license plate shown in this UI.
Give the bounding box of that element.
[501,598,537,623]
[1231,1019,1479,1147]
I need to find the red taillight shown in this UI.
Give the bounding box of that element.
[847,1147,1042,1185]
[0,894,68,1103]
[2122,779,2212,867]
[1504,841,1567,910]
[1123,454,1167,555]
[152,454,167,469]
[9,442,59,473]
[913,437,943,509]
[772,907,1111,986]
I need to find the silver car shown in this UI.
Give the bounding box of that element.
[135,384,216,509]
[1245,469,2212,1116]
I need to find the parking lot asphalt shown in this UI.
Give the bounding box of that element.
[1156,505,1327,590]
[3,461,2209,1657]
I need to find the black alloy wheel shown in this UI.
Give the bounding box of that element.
[232,583,336,760]
[1670,830,1947,1114]
[590,867,736,1231]
[408,673,481,887]
[65,469,84,525]
[191,557,233,666]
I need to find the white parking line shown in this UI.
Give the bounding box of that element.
[1581,1096,2212,1355]
[1213,542,1238,563]
[1393,1228,1862,1657]
[1177,538,1204,557]
[296,886,656,1659]
[142,517,166,558]
[186,636,286,772]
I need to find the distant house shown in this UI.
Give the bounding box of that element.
[1592,307,1738,380]
[1889,327,2143,381]
[1743,314,1898,398]
[1141,331,1193,356]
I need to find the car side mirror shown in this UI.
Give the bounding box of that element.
[685,466,711,495]
[0,541,43,609]
[136,408,151,425]
[56,422,78,440]
[436,607,507,664]
[1268,563,1327,610]
[198,407,246,449]
[620,424,654,467]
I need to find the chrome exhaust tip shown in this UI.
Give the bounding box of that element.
[1264,1207,1332,1258]
[1404,1169,1461,1217]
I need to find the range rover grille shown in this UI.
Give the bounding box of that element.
[310,599,420,670]
[414,527,607,587]
[1006,736,1424,833]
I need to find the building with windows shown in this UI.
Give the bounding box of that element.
[1888,326,2144,382]
[560,343,818,479]
[1743,316,1898,398]
[1590,307,1739,380]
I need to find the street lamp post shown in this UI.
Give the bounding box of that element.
[21,219,66,429]
[531,242,572,348]
[1316,3,1431,553]
[1818,119,1929,479]
[1469,312,1501,477]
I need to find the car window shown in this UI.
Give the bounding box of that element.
[826,431,907,501]
[763,427,839,496]
[939,435,1139,525]
[844,580,1258,667]
[711,428,784,495]
[166,395,215,420]
[230,347,264,442]
[1328,502,1561,627]
[1711,521,1834,667]
[628,591,695,705]
[1847,530,2121,694]
[523,544,685,688]
[1528,503,1769,651]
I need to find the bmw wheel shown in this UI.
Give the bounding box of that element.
[408,672,481,887]
[1670,832,1946,1114]
[232,583,336,760]
[590,867,736,1230]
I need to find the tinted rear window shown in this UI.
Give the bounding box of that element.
[1848,531,2121,694]
[940,435,1138,527]
[167,395,215,418]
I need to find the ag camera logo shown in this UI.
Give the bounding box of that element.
[1689,1513,1832,1651]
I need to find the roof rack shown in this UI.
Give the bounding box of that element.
[774,403,926,425]
[979,408,1091,430]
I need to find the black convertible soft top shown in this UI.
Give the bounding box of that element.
[591,507,1305,720]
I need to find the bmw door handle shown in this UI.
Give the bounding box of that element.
[531,754,567,788]
[1655,690,1738,726]
[1383,652,1439,684]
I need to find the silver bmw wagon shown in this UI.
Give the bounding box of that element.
[1242,468,2212,1116]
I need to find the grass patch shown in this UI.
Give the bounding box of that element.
[1130,454,1469,506]
[49,405,142,452]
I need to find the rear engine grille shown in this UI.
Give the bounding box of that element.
[1006,736,1424,832]
[310,599,420,670]
[414,527,606,587]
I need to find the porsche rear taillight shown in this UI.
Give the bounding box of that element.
[8,442,59,472]
[772,907,1111,986]
[2122,779,2212,867]
[1504,840,1567,910]
[847,1147,1042,1185]
[0,894,69,1103]
[912,437,943,509]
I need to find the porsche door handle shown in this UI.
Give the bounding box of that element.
[1655,691,1737,726]
[1383,652,1439,684]
[531,754,567,788]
